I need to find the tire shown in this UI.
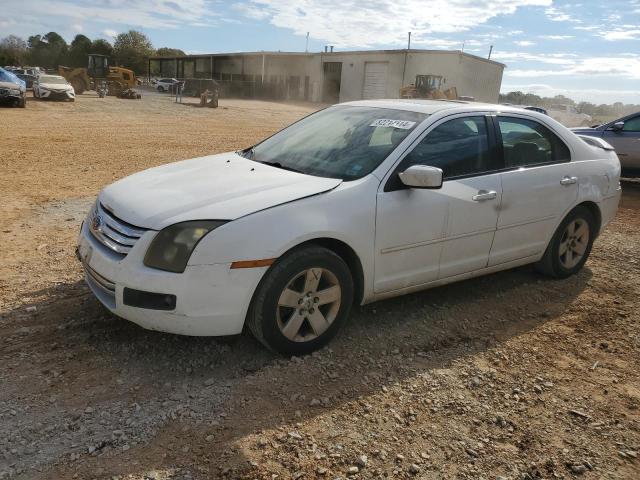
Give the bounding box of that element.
[247,245,354,355]
[157,86,164,92]
[20,97,26,108]
[535,206,596,278]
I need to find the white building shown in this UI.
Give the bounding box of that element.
[149,49,505,103]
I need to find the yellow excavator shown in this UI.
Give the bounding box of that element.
[58,54,136,96]
[399,74,459,100]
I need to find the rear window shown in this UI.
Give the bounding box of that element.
[498,117,570,167]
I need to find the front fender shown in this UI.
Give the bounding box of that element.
[188,177,378,301]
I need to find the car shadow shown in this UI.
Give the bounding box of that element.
[1,261,592,478]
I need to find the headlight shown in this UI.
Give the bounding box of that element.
[144,220,227,273]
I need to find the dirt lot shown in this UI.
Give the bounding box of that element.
[1,91,639,480]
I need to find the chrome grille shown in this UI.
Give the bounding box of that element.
[89,203,148,255]
[84,262,115,293]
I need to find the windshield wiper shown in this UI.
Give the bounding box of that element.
[260,161,305,174]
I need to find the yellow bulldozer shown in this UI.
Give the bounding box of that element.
[58,54,136,96]
[399,74,459,100]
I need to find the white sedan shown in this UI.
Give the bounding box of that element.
[33,75,76,102]
[77,100,621,355]
[33,74,75,101]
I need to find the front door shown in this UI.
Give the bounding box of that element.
[602,114,640,172]
[375,115,503,293]
[489,115,578,266]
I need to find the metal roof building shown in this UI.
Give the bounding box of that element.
[148,49,505,103]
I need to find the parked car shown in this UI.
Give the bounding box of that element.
[153,78,181,92]
[77,100,621,355]
[0,67,26,107]
[572,112,640,176]
[15,73,36,89]
[33,75,75,101]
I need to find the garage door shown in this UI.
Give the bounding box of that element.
[362,62,389,99]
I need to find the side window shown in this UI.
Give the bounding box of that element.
[622,116,640,132]
[400,116,498,179]
[498,117,570,167]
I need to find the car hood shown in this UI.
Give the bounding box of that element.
[0,80,23,90]
[40,82,72,90]
[99,152,342,230]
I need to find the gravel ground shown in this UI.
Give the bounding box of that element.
[0,92,639,479]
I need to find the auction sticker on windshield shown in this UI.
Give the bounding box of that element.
[370,119,416,129]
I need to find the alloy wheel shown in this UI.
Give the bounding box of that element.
[559,218,589,269]
[276,268,342,342]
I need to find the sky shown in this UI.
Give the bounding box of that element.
[2,0,640,104]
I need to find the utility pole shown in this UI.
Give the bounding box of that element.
[402,32,411,87]
[488,45,493,60]
[305,32,309,53]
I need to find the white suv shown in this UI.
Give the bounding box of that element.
[153,78,180,92]
[77,100,621,355]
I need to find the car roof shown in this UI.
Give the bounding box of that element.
[339,99,528,115]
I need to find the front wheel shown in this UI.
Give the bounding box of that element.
[247,246,354,355]
[536,206,596,278]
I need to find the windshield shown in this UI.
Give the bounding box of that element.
[0,67,25,87]
[247,106,427,180]
[40,76,68,85]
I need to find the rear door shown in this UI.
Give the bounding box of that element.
[602,115,640,172]
[489,115,578,266]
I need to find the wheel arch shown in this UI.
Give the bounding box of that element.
[576,200,602,236]
[282,238,365,306]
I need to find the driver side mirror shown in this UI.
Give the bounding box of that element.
[398,165,443,189]
[611,121,625,132]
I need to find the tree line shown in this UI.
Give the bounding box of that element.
[499,91,639,119]
[0,30,185,76]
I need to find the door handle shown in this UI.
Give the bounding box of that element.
[472,190,497,202]
[560,176,578,185]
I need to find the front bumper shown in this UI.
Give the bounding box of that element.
[77,221,266,336]
[39,89,75,100]
[0,89,24,103]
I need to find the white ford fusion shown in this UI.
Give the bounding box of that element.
[77,100,621,355]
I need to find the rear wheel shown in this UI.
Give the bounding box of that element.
[535,206,596,278]
[247,246,354,355]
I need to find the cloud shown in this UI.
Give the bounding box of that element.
[540,35,574,40]
[514,40,535,46]
[102,29,118,40]
[3,0,218,33]
[505,56,640,80]
[236,0,552,47]
[544,6,581,23]
[601,29,640,41]
[492,51,578,66]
